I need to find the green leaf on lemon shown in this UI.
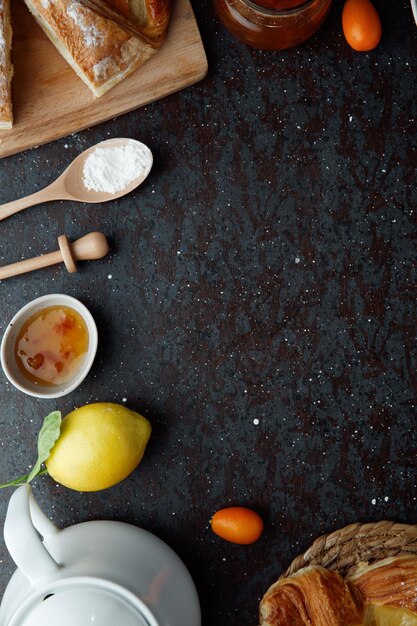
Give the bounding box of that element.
[27,411,62,483]
[0,411,61,488]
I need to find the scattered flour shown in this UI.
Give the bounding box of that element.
[83,140,152,193]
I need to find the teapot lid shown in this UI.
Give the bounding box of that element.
[12,586,153,626]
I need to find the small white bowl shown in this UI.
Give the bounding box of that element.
[0,294,98,399]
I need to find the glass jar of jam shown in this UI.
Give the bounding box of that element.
[214,0,332,50]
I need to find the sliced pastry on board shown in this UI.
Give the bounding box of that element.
[84,0,170,42]
[0,0,13,128]
[259,556,417,625]
[1,0,170,128]
[23,0,169,98]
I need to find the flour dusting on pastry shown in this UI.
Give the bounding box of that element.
[66,1,104,47]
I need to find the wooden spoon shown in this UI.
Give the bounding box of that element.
[0,232,109,280]
[0,138,153,222]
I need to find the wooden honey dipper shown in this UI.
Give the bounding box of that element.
[0,232,109,280]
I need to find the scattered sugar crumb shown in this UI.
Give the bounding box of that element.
[371,498,376,505]
[253,418,260,425]
[295,257,300,263]
[108,274,112,279]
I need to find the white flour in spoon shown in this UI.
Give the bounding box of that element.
[83,141,152,193]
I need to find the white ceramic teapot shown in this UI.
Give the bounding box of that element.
[0,485,201,626]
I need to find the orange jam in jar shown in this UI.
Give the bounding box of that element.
[214,0,332,50]
[15,306,89,387]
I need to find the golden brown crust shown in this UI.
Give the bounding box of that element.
[144,0,169,28]
[105,0,129,17]
[105,0,169,28]
[260,566,364,626]
[260,557,417,625]
[0,0,12,128]
[24,0,156,97]
[104,0,170,43]
[348,555,417,612]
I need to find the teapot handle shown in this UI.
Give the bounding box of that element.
[4,484,60,588]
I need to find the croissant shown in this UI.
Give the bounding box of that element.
[348,555,417,624]
[259,565,364,626]
[260,556,417,626]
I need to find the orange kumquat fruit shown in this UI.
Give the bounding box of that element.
[342,0,382,52]
[210,507,264,545]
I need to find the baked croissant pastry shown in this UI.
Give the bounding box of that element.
[0,0,12,128]
[348,555,417,624]
[260,556,417,626]
[259,565,364,626]
[23,0,158,97]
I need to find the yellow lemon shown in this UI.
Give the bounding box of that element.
[46,403,151,491]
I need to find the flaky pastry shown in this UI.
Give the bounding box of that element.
[348,555,417,624]
[23,0,160,97]
[259,565,364,626]
[260,556,417,625]
[91,0,169,43]
[0,0,12,128]
[0,0,169,125]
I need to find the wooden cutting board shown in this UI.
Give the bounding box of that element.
[0,0,207,158]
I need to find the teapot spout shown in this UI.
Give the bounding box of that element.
[4,484,60,588]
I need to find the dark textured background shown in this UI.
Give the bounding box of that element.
[0,1,416,624]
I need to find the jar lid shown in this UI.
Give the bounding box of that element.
[14,587,151,626]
